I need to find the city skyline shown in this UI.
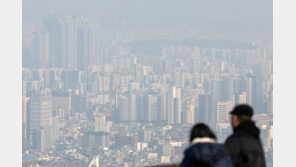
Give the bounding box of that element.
[22,1,273,166]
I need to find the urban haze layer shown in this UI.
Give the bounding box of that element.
[22,0,273,166]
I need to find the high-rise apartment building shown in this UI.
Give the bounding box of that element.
[215,78,232,102]
[130,93,138,122]
[239,92,247,104]
[232,91,247,105]
[77,24,100,70]
[44,14,88,70]
[173,87,182,124]
[22,96,31,153]
[95,114,112,132]
[32,127,51,152]
[32,29,50,68]
[119,95,130,122]
[183,104,195,124]
[167,89,174,125]
[50,116,60,144]
[216,101,233,123]
[147,94,159,122]
[22,96,30,141]
[29,96,52,131]
[197,94,214,123]
[52,92,71,117]
[159,92,167,122]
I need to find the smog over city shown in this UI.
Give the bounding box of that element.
[22,0,273,166]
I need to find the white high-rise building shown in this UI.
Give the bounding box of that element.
[22,96,30,141]
[239,92,247,104]
[173,98,182,124]
[30,96,53,152]
[173,87,182,124]
[95,114,112,132]
[232,91,247,105]
[130,94,137,122]
[217,101,233,123]
[167,90,174,125]
[30,96,52,131]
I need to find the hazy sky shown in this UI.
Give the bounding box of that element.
[23,0,272,39]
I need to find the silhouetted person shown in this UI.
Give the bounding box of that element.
[180,123,233,167]
[224,105,266,167]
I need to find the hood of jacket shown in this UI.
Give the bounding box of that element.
[234,120,260,139]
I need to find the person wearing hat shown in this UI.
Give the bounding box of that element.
[224,104,266,167]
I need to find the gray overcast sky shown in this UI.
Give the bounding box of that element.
[23,0,272,39]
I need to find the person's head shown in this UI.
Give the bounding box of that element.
[230,104,253,128]
[190,123,216,143]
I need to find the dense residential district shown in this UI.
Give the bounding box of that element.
[22,14,273,167]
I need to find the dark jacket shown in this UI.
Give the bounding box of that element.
[181,141,234,167]
[224,120,266,167]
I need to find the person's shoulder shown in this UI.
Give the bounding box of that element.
[225,131,246,146]
[187,143,229,159]
[190,142,223,148]
[189,142,226,153]
[225,133,239,142]
[227,130,251,140]
[225,131,260,148]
